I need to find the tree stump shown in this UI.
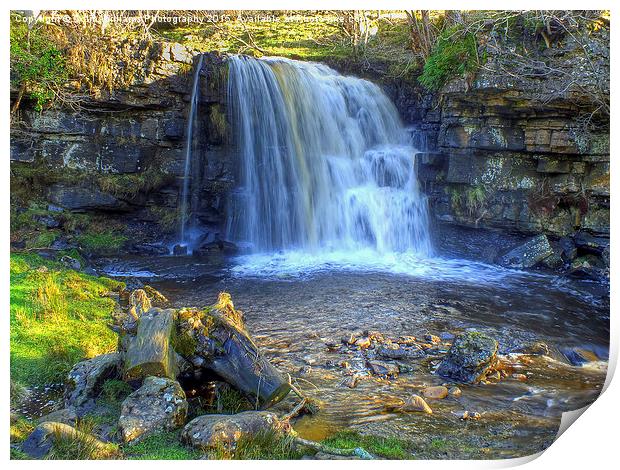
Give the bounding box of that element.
[124,308,178,381]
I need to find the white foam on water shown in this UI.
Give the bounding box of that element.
[229,249,520,284]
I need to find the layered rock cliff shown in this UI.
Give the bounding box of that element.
[10,30,609,276]
[10,43,232,253]
[381,28,610,275]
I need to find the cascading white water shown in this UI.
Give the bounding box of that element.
[226,55,432,270]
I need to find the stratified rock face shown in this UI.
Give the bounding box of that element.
[499,234,553,268]
[48,184,122,211]
[119,376,188,443]
[436,332,498,383]
[182,411,282,451]
[387,27,610,272]
[11,50,234,250]
[64,353,123,413]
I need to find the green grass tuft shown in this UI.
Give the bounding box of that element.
[10,416,34,444]
[75,231,128,255]
[125,431,200,460]
[209,430,304,460]
[322,430,412,459]
[10,253,124,387]
[418,26,479,91]
[101,379,133,403]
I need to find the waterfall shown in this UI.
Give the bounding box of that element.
[226,55,432,265]
[178,54,205,247]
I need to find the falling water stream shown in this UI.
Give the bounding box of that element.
[225,56,431,269]
[178,54,205,247]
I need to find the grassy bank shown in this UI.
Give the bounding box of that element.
[10,252,124,388]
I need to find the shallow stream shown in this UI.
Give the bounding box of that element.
[100,253,609,459]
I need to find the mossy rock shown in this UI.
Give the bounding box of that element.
[435,331,498,383]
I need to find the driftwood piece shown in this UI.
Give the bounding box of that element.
[207,320,291,409]
[207,331,290,408]
[124,308,178,381]
[172,293,291,409]
[118,291,291,408]
[207,293,290,408]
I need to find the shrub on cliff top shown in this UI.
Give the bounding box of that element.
[10,15,68,112]
[418,26,478,91]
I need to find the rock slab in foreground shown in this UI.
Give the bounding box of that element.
[174,293,291,408]
[22,421,118,459]
[435,331,498,383]
[64,352,123,412]
[119,376,188,443]
[182,411,282,451]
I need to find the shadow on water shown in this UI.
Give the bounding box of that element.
[100,253,609,458]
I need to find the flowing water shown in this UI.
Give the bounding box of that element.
[100,255,609,459]
[226,56,431,258]
[178,54,205,247]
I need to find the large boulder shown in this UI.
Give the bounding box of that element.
[499,234,554,268]
[119,376,188,443]
[182,411,282,451]
[64,353,123,414]
[21,422,118,459]
[435,331,498,383]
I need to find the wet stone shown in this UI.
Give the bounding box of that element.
[182,411,282,451]
[37,407,78,426]
[119,376,188,443]
[368,360,399,378]
[561,347,600,366]
[422,385,449,399]
[401,395,433,414]
[435,331,498,384]
[377,344,424,360]
[64,353,123,414]
[460,411,481,420]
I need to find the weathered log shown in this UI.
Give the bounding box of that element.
[206,323,291,408]
[124,307,178,381]
[173,293,291,408]
[118,291,290,408]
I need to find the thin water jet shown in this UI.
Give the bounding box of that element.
[178,54,205,251]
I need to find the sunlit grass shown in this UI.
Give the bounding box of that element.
[10,253,124,386]
[125,431,200,460]
[322,430,413,459]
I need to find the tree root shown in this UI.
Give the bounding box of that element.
[293,436,374,460]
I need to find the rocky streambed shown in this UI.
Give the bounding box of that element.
[13,253,609,460]
[95,254,609,459]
